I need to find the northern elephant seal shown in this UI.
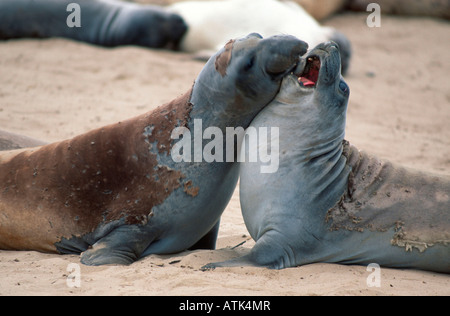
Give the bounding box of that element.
[0,0,187,49]
[203,42,450,273]
[0,34,308,266]
[168,0,352,75]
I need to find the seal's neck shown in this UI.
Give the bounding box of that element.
[189,61,270,130]
[299,140,349,198]
[190,79,255,129]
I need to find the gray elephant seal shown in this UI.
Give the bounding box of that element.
[0,0,187,49]
[0,34,308,266]
[203,42,450,273]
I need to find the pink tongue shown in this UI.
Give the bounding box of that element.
[299,77,315,87]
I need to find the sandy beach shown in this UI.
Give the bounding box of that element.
[0,13,449,295]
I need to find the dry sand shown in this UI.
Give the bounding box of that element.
[0,13,449,295]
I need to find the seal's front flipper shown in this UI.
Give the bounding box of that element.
[201,253,290,271]
[189,220,220,250]
[201,254,259,271]
[80,225,156,266]
[202,234,297,270]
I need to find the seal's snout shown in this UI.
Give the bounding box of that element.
[263,36,308,78]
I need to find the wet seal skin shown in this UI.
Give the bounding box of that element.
[0,0,187,49]
[203,42,450,274]
[0,33,308,266]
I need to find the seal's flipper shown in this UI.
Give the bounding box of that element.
[202,233,296,270]
[201,253,289,270]
[189,220,220,250]
[80,225,156,266]
[201,254,258,271]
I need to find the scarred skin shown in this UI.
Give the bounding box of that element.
[203,42,450,273]
[0,34,308,266]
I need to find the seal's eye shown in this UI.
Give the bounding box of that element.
[244,56,255,71]
[339,81,349,95]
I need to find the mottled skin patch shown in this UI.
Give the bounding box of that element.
[215,39,235,77]
[0,90,193,253]
[327,141,450,253]
[184,180,200,197]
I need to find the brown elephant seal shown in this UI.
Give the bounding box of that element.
[0,34,308,266]
[0,0,187,49]
[203,42,449,273]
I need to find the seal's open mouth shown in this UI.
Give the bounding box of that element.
[297,56,320,88]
